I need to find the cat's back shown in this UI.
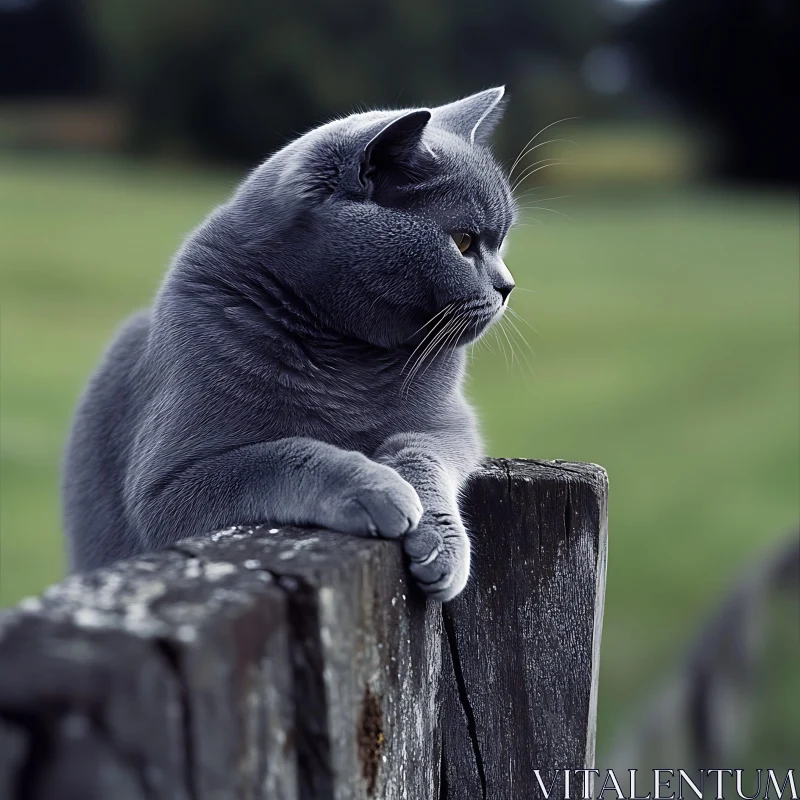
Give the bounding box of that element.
[61,309,153,570]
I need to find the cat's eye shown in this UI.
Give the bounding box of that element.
[452,232,472,254]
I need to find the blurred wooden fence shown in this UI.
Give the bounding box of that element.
[604,531,799,774]
[0,459,608,800]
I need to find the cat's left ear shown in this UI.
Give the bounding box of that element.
[359,109,431,186]
[431,86,507,145]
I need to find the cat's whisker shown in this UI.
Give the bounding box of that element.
[365,292,384,317]
[512,161,575,194]
[514,193,571,204]
[472,325,496,356]
[401,303,457,377]
[402,313,462,395]
[515,218,543,227]
[503,311,532,345]
[505,317,536,380]
[508,138,581,179]
[511,157,565,187]
[467,316,487,364]
[434,316,472,368]
[507,306,535,331]
[401,330,443,393]
[512,185,547,200]
[508,306,543,339]
[470,319,488,362]
[401,324,440,378]
[505,316,535,357]
[413,313,472,389]
[432,318,468,376]
[401,306,459,390]
[516,201,571,213]
[499,317,519,372]
[506,320,533,383]
[405,316,459,394]
[492,323,510,370]
[410,304,454,340]
[433,314,470,365]
[506,117,581,178]
[519,206,573,221]
[404,302,455,343]
[444,316,475,367]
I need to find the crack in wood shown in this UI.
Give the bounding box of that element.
[274,575,334,800]
[154,639,196,800]
[442,604,487,799]
[0,459,608,798]
[564,485,573,544]
[357,684,383,797]
[438,736,449,800]
[0,711,49,800]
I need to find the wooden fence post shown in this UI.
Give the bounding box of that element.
[441,459,608,798]
[0,458,607,799]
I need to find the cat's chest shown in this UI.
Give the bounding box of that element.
[259,365,451,450]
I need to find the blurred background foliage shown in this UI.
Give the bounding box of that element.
[0,0,797,775]
[2,0,798,180]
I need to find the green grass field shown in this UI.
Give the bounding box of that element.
[1,154,798,753]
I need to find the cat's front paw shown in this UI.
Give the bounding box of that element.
[328,460,424,540]
[404,511,470,602]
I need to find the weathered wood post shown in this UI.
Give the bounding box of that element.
[441,459,608,798]
[0,458,607,799]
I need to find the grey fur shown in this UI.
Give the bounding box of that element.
[61,87,516,601]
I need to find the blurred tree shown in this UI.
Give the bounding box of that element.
[0,0,100,97]
[623,0,799,185]
[84,0,606,163]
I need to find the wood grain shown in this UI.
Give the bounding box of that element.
[0,459,608,799]
[441,459,608,798]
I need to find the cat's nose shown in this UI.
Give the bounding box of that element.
[494,282,515,302]
[488,256,515,303]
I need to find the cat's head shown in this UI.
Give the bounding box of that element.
[232,87,517,350]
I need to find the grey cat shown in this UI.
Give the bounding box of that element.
[62,87,516,601]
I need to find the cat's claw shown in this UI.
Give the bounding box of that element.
[405,517,470,602]
[414,545,441,567]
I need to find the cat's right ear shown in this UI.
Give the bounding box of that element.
[359,109,431,187]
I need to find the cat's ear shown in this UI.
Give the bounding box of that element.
[359,109,431,186]
[431,86,506,145]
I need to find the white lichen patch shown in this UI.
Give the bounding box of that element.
[18,596,43,612]
[73,607,115,629]
[317,587,336,650]
[244,559,262,570]
[292,538,319,549]
[203,562,238,580]
[177,625,198,643]
[118,579,170,611]
[320,624,333,649]
[210,525,244,542]
[185,559,202,579]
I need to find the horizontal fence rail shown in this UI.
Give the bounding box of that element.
[0,458,608,800]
